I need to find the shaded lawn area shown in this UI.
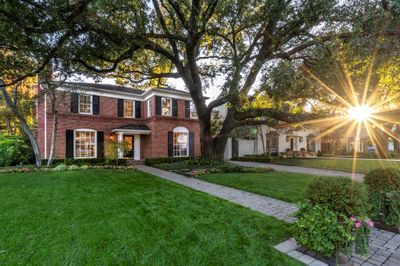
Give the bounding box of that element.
[269,158,400,173]
[0,170,300,265]
[198,171,317,203]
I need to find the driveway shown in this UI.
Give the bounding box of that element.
[231,160,365,181]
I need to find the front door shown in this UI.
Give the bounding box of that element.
[290,138,294,150]
[123,135,134,158]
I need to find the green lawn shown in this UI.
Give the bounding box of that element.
[0,169,300,265]
[268,158,400,173]
[198,171,318,203]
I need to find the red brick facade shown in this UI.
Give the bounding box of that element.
[36,84,201,160]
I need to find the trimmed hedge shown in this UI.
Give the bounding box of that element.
[233,156,275,163]
[364,168,400,227]
[306,176,370,217]
[41,158,127,166]
[145,157,193,166]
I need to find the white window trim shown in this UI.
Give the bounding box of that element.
[147,99,152,117]
[78,94,93,115]
[73,129,97,159]
[189,101,197,119]
[161,97,173,116]
[124,99,135,118]
[173,126,189,157]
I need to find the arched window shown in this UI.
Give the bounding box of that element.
[173,126,189,157]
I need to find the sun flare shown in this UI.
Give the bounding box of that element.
[348,105,373,122]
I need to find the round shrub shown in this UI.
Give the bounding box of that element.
[52,164,67,171]
[306,176,369,217]
[364,168,400,226]
[293,203,354,257]
[0,135,32,167]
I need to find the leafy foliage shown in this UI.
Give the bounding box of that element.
[0,135,32,166]
[306,176,370,217]
[293,203,354,257]
[364,168,400,226]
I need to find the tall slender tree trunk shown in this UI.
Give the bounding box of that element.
[1,87,41,166]
[47,113,58,166]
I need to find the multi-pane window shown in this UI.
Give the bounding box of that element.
[124,100,134,117]
[190,101,197,118]
[74,130,96,158]
[79,95,92,114]
[173,132,188,157]
[147,99,152,117]
[162,97,172,116]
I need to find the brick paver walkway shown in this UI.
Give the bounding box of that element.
[231,160,365,181]
[137,165,399,266]
[136,165,297,222]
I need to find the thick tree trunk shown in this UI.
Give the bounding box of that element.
[47,113,58,166]
[1,87,41,166]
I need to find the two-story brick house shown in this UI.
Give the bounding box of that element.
[36,82,201,161]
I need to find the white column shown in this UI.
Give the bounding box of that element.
[117,132,124,158]
[134,134,141,160]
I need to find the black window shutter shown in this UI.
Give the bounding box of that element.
[189,132,194,157]
[155,96,161,115]
[117,99,124,117]
[185,100,190,118]
[172,99,178,117]
[93,95,100,115]
[66,130,74,158]
[135,101,141,118]
[71,93,79,113]
[168,131,173,157]
[97,131,104,158]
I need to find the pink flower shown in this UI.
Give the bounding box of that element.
[365,219,374,228]
[350,216,357,222]
[355,221,362,228]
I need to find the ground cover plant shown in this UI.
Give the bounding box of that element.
[0,169,300,265]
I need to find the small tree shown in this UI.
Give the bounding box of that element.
[104,139,129,165]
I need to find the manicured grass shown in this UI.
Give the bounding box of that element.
[198,171,318,203]
[268,158,400,173]
[0,169,300,265]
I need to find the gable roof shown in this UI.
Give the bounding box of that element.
[57,82,190,97]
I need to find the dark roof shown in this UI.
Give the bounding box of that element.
[61,82,144,95]
[57,82,190,96]
[114,124,151,131]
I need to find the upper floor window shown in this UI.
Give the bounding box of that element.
[124,100,134,117]
[147,99,152,117]
[79,95,92,114]
[74,129,96,158]
[162,97,172,116]
[190,101,197,118]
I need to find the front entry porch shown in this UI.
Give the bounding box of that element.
[112,125,151,160]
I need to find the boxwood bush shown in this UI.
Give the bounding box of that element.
[145,157,193,166]
[364,168,400,227]
[306,176,369,217]
[0,135,32,167]
[41,158,127,166]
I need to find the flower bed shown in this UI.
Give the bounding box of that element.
[293,177,372,261]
